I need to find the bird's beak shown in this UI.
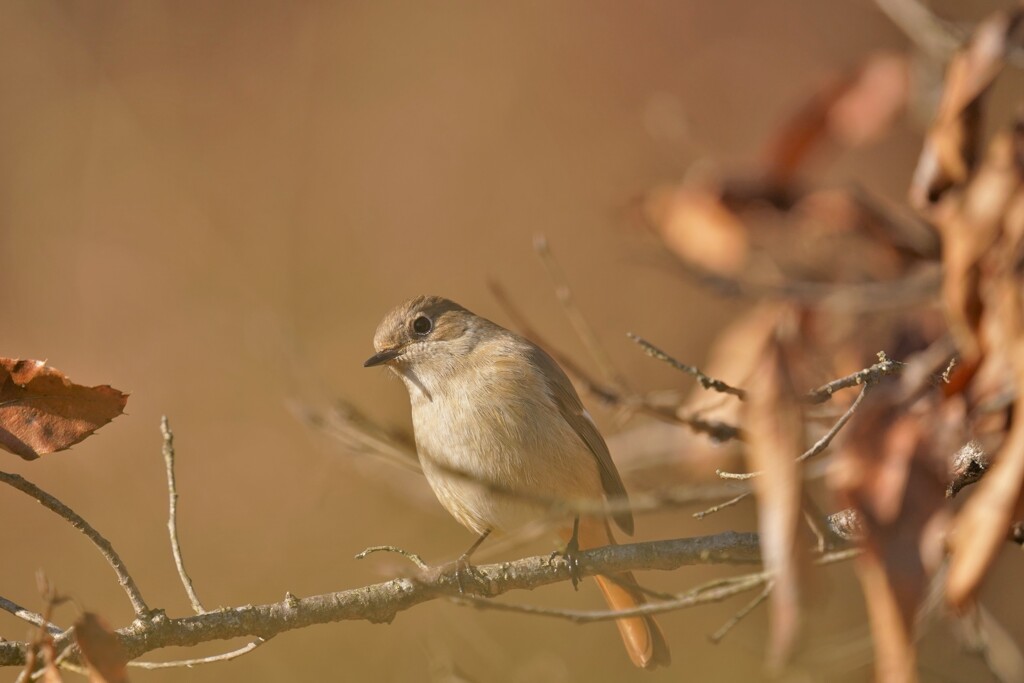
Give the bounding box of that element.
[363,347,402,367]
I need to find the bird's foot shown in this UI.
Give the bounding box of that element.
[552,517,583,591]
[453,552,483,594]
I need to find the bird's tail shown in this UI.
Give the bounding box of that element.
[573,519,671,670]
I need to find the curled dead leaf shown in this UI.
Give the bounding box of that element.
[909,10,1022,209]
[646,184,750,275]
[741,310,805,668]
[75,612,129,683]
[764,52,909,183]
[0,359,128,460]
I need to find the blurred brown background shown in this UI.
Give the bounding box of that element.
[0,1,1019,681]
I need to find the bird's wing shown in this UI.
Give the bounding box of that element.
[530,345,635,536]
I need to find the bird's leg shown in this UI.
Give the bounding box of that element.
[455,529,491,594]
[557,516,583,591]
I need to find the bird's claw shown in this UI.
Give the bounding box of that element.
[454,553,479,594]
[556,517,583,591]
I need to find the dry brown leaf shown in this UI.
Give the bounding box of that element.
[645,184,750,275]
[75,612,129,683]
[764,53,909,183]
[828,54,910,148]
[0,359,128,460]
[41,637,63,683]
[909,10,1022,209]
[938,130,1023,361]
[830,395,949,683]
[742,312,805,668]
[947,254,1024,607]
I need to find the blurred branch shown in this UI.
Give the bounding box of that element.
[709,582,773,644]
[874,0,1024,68]
[0,471,150,619]
[627,333,747,399]
[804,352,904,404]
[534,235,632,394]
[659,249,942,311]
[718,384,870,481]
[693,492,751,520]
[874,0,963,61]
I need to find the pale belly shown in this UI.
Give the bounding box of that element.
[410,391,604,536]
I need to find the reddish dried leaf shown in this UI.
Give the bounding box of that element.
[74,613,129,683]
[938,131,1024,361]
[742,315,805,668]
[909,10,1022,208]
[830,396,949,683]
[0,359,127,460]
[764,53,909,182]
[763,75,845,183]
[947,263,1024,607]
[645,185,750,275]
[828,54,910,148]
[41,637,63,683]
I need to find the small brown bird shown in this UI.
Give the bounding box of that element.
[364,295,669,669]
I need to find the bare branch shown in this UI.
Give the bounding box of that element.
[693,492,751,519]
[0,597,61,637]
[161,416,205,615]
[0,471,150,618]
[718,384,870,481]
[804,353,903,404]
[873,0,963,61]
[0,532,767,668]
[452,572,770,622]
[627,333,746,399]
[708,582,773,644]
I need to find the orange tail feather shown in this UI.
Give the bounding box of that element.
[571,519,671,670]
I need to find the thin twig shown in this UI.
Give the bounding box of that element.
[161,416,205,614]
[873,0,962,61]
[450,548,859,624]
[129,637,268,669]
[0,597,61,637]
[534,235,631,393]
[656,248,942,311]
[804,353,903,404]
[488,280,622,406]
[452,572,770,622]
[355,545,430,571]
[693,492,751,519]
[708,582,773,644]
[718,384,870,481]
[0,471,150,618]
[627,333,746,399]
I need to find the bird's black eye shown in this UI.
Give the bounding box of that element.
[412,315,433,335]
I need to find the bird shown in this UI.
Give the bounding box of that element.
[364,295,669,669]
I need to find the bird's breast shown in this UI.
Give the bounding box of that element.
[408,374,603,534]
